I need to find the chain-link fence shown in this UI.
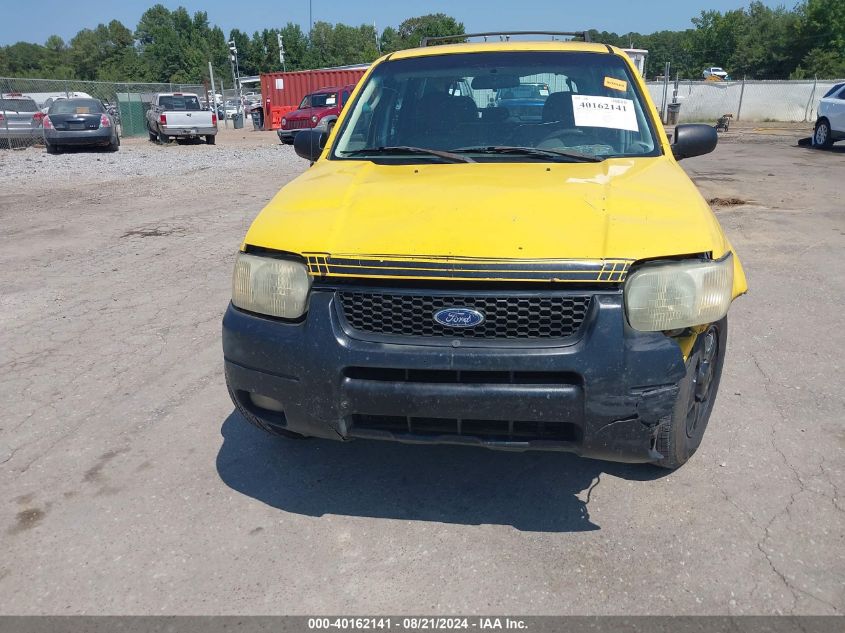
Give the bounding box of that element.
[0,76,207,149]
[212,85,263,129]
[645,78,845,124]
[5,74,843,150]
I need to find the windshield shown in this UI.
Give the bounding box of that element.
[0,98,38,112]
[158,95,201,111]
[333,51,658,162]
[823,83,845,98]
[300,92,338,109]
[49,99,104,114]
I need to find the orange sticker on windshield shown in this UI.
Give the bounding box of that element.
[603,77,627,92]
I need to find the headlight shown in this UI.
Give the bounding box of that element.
[311,115,319,124]
[625,254,733,331]
[281,117,287,126]
[231,253,312,319]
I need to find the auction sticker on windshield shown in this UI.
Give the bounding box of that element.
[572,95,638,131]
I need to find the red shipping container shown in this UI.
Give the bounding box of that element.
[261,66,368,130]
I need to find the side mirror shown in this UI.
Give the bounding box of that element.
[671,124,718,160]
[294,129,328,162]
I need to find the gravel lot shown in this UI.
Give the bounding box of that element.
[0,128,296,186]
[0,126,843,615]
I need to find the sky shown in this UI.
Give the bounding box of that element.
[0,0,785,46]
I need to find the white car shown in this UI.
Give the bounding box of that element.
[224,101,240,119]
[813,82,845,148]
[702,67,729,80]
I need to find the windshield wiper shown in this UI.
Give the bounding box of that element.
[339,146,475,163]
[454,146,603,162]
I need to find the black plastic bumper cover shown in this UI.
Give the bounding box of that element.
[222,291,687,462]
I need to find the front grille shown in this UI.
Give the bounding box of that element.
[337,291,591,339]
[349,414,581,442]
[285,119,311,129]
[344,367,577,385]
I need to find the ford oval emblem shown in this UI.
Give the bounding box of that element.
[433,308,485,328]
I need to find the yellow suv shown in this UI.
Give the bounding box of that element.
[223,34,747,469]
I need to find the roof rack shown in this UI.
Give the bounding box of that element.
[421,31,591,47]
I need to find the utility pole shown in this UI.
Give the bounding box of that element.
[220,77,228,129]
[277,33,286,72]
[228,40,242,121]
[208,61,217,114]
[374,21,381,55]
[661,61,671,123]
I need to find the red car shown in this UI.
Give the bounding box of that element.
[277,84,356,144]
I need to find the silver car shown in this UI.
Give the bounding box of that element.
[0,96,43,148]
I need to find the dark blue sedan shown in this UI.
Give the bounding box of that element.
[43,98,120,154]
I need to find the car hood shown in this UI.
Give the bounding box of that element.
[245,156,745,292]
[286,106,334,119]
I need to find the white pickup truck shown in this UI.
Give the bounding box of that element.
[146,93,217,144]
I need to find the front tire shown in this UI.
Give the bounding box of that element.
[814,119,833,149]
[654,319,727,469]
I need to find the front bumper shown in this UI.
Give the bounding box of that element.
[222,289,687,462]
[277,129,307,142]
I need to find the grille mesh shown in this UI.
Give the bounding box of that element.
[337,291,591,339]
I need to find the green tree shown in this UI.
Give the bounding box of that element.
[382,13,465,52]
[136,4,182,81]
[279,23,308,71]
[728,2,801,79]
[304,21,380,68]
[792,0,845,78]
[0,42,48,77]
[8,3,839,83]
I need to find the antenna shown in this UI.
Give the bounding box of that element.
[374,20,381,54]
[228,40,242,119]
[277,32,286,71]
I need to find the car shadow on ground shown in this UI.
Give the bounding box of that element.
[796,140,845,154]
[216,411,669,533]
[45,144,116,154]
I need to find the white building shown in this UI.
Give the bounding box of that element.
[623,49,648,77]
